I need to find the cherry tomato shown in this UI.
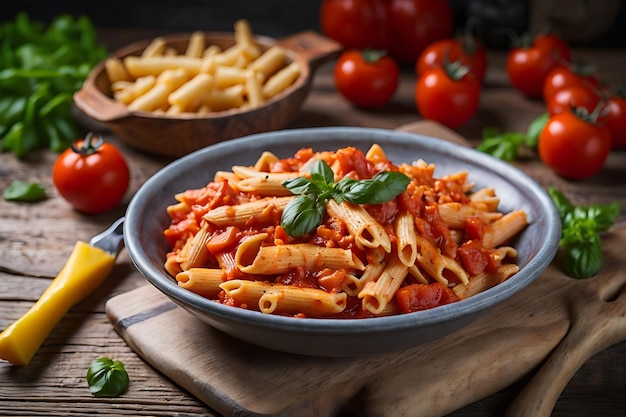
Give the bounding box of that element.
[416,62,481,129]
[53,133,130,214]
[416,36,488,83]
[320,0,454,64]
[538,111,611,180]
[546,84,602,116]
[506,33,570,99]
[334,49,399,108]
[319,0,388,51]
[534,33,571,63]
[385,0,454,64]
[542,63,600,103]
[605,92,626,149]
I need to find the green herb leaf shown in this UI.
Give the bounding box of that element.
[86,357,129,397]
[525,112,549,147]
[310,159,335,185]
[0,13,107,157]
[280,160,410,237]
[564,238,603,279]
[477,113,548,161]
[3,180,46,202]
[281,194,325,237]
[548,186,620,279]
[336,171,410,204]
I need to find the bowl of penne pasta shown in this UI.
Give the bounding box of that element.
[73,20,342,158]
[124,126,561,357]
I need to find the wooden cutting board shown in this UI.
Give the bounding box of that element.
[105,121,626,417]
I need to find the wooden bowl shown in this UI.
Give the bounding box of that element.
[73,31,342,158]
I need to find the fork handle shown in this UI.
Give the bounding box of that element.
[506,303,626,417]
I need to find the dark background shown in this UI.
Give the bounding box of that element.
[1,0,626,49]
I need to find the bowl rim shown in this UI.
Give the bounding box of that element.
[124,126,562,335]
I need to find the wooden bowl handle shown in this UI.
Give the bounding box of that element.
[73,81,130,123]
[276,31,343,70]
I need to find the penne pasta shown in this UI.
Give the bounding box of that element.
[220,280,347,316]
[163,144,529,318]
[326,199,391,253]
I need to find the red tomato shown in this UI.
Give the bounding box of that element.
[546,84,602,116]
[542,63,600,103]
[506,33,571,99]
[416,63,481,129]
[534,33,571,63]
[395,283,460,313]
[320,0,454,64]
[319,0,388,50]
[53,133,130,214]
[334,49,399,108]
[416,36,488,83]
[606,93,626,149]
[386,0,454,64]
[538,111,611,180]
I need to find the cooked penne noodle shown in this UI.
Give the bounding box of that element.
[236,233,365,274]
[452,264,520,299]
[438,202,503,229]
[415,235,469,286]
[395,210,417,267]
[164,144,529,318]
[483,210,528,248]
[176,267,225,298]
[220,280,347,316]
[202,196,292,226]
[326,199,391,253]
[359,253,409,315]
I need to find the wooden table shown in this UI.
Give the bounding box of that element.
[1,28,626,416]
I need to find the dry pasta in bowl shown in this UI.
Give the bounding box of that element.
[163,144,529,319]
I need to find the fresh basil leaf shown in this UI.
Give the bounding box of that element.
[309,159,335,185]
[86,357,129,397]
[339,171,409,204]
[548,187,575,221]
[3,180,46,202]
[587,202,620,232]
[280,194,325,237]
[563,238,603,279]
[526,112,549,147]
[476,129,526,162]
[282,176,314,195]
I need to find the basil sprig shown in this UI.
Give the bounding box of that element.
[549,187,620,278]
[477,112,549,161]
[280,159,410,237]
[86,357,129,397]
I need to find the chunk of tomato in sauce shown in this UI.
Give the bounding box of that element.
[395,282,460,313]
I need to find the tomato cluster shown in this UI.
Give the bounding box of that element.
[320,0,454,65]
[324,2,625,181]
[515,39,626,179]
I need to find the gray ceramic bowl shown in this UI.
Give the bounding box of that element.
[124,127,561,357]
